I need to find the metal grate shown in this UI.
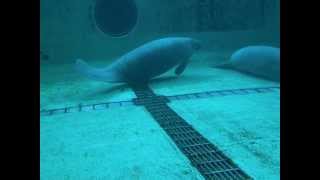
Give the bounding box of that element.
[131,84,253,180]
[40,100,135,116]
[40,86,279,117]
[166,86,279,101]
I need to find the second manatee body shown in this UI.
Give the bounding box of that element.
[215,46,280,82]
[75,37,201,84]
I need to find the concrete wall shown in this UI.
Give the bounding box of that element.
[264,0,280,45]
[40,0,187,63]
[40,0,280,64]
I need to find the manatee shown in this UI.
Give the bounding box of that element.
[75,37,201,84]
[213,46,280,82]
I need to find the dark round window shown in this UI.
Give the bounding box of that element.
[93,0,138,37]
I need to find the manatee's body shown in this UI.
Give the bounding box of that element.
[215,46,280,82]
[75,37,201,84]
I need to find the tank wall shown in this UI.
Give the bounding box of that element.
[40,0,280,63]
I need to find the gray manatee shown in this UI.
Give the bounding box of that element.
[75,37,201,84]
[214,46,280,82]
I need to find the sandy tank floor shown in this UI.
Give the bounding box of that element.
[40,50,280,180]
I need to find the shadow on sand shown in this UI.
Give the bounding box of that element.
[83,74,214,100]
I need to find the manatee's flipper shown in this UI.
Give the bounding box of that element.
[211,61,233,69]
[175,60,189,75]
[74,59,124,83]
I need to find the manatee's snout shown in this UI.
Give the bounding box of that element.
[191,39,202,50]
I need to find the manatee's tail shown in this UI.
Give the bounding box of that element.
[74,59,124,83]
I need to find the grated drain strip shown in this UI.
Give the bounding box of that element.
[40,86,279,116]
[130,84,252,180]
[40,100,134,116]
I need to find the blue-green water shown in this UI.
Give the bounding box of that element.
[41,0,280,179]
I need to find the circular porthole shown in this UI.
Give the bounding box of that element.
[93,0,138,37]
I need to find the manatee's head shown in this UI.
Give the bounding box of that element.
[190,39,202,51]
[174,37,202,51]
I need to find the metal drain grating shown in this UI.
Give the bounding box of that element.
[40,100,135,116]
[131,84,252,180]
[166,86,279,101]
[40,86,279,117]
